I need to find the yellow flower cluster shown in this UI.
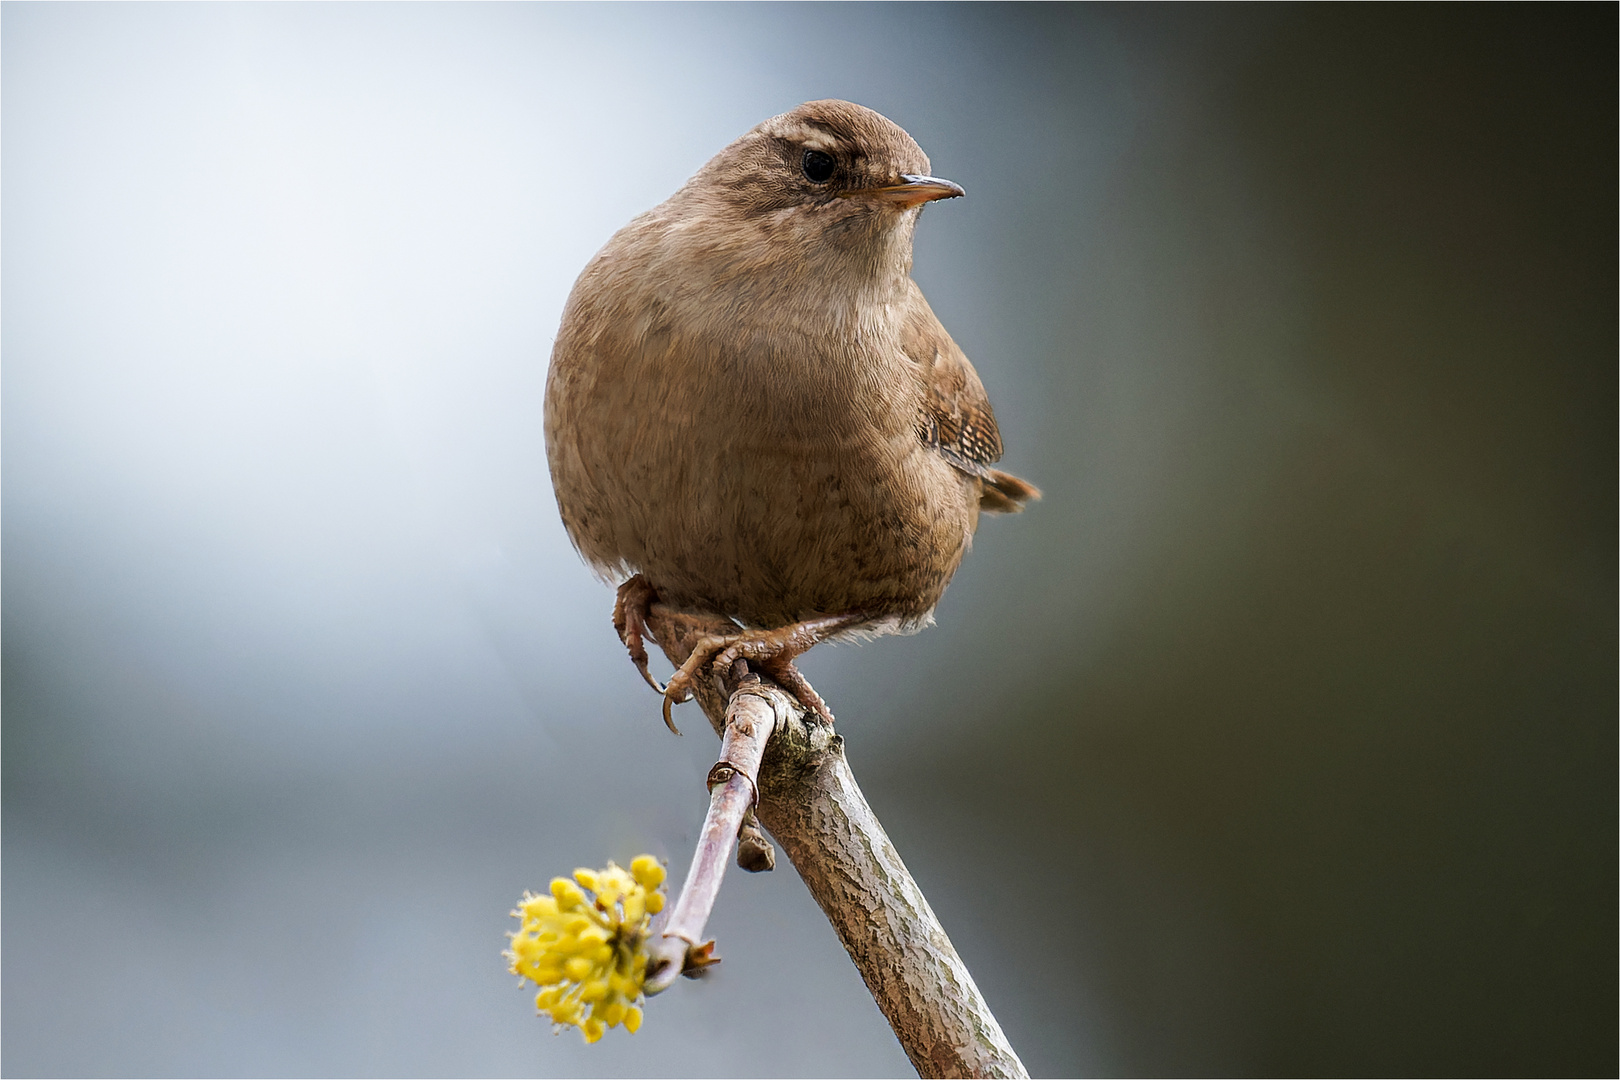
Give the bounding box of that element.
[507,855,668,1043]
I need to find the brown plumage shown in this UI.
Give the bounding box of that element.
[544,100,1038,726]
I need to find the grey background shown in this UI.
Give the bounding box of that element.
[4,4,1614,1077]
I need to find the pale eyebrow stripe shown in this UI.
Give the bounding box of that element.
[798,131,842,154]
[776,122,844,156]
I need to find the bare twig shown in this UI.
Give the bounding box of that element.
[644,675,780,994]
[644,605,1027,1080]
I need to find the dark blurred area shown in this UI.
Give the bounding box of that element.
[879,7,1616,1076]
[4,5,1614,1077]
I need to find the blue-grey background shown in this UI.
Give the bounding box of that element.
[4,4,1614,1077]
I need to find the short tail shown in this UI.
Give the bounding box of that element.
[978,469,1041,514]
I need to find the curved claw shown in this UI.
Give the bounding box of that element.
[643,613,864,734]
[614,575,668,695]
[660,689,684,736]
[657,632,734,737]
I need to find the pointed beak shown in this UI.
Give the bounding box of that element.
[846,174,966,209]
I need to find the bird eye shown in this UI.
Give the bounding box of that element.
[801,149,836,184]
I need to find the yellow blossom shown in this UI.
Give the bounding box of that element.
[507,855,668,1043]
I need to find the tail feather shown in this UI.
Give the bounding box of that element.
[979,469,1041,514]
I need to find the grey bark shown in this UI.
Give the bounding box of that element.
[646,607,1027,1080]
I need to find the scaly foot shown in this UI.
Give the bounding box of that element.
[661,613,869,730]
[613,575,665,695]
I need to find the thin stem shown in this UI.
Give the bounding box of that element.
[644,678,780,994]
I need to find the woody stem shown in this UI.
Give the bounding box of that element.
[644,605,1027,1080]
[644,669,780,994]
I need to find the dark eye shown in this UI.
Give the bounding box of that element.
[801,149,835,184]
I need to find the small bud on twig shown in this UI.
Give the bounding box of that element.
[644,680,781,994]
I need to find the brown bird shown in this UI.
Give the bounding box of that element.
[544,100,1038,730]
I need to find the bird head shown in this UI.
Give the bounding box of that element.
[677,100,963,287]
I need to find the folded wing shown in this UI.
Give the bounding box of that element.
[900,281,1041,513]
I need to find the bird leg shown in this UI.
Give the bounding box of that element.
[661,613,869,730]
[612,574,666,694]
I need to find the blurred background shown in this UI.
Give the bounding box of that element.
[4,4,1613,1076]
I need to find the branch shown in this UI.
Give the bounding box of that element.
[645,605,1028,1080]
[643,671,778,993]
